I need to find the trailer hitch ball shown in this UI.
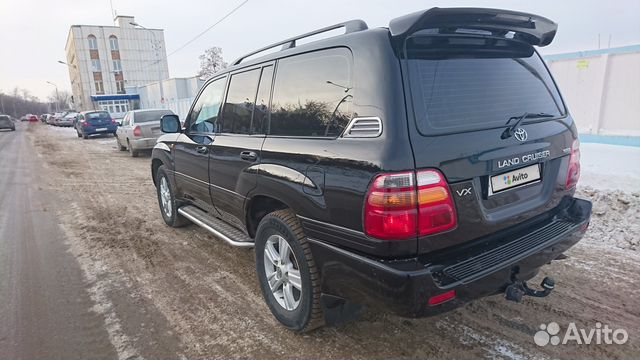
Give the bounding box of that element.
[505,276,556,302]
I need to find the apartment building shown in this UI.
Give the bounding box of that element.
[64,15,169,115]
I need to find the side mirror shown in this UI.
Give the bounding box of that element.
[161,114,181,133]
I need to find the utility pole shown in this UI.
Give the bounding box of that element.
[46,81,60,112]
[130,22,165,108]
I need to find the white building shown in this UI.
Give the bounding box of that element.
[132,76,204,119]
[64,15,169,116]
[544,44,640,145]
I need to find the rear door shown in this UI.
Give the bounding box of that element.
[173,76,227,211]
[401,33,576,254]
[207,64,273,228]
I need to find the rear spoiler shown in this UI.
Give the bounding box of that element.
[389,7,557,47]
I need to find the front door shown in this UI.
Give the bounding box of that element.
[208,65,273,227]
[174,75,228,210]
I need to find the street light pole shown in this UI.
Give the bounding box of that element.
[130,22,165,108]
[46,81,60,112]
[57,60,77,108]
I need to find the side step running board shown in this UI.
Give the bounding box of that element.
[178,205,254,248]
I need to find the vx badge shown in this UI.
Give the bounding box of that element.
[456,188,472,197]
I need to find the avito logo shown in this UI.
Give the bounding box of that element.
[503,172,528,185]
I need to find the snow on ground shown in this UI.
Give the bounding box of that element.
[577,143,639,252]
[579,143,640,193]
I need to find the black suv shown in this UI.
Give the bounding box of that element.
[152,8,592,332]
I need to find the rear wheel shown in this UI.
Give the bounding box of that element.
[155,165,189,227]
[255,209,324,332]
[116,137,126,151]
[127,140,138,157]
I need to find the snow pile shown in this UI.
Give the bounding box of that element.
[577,187,639,251]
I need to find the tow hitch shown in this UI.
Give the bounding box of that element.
[505,277,555,303]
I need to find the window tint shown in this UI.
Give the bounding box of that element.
[188,77,226,133]
[269,48,352,137]
[134,110,174,123]
[252,66,274,134]
[406,37,565,135]
[220,69,261,134]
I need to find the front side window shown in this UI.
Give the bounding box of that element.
[269,48,353,137]
[188,76,227,133]
[88,35,98,50]
[219,68,261,134]
[405,35,566,135]
[109,36,119,51]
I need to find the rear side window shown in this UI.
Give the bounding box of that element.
[188,76,227,133]
[406,36,565,135]
[269,48,352,137]
[220,68,261,134]
[134,110,174,123]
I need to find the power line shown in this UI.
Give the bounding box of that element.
[166,0,249,58]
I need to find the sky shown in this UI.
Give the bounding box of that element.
[1,0,639,101]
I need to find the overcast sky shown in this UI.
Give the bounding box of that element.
[1,0,639,101]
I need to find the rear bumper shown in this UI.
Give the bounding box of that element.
[130,138,158,150]
[308,196,592,317]
[83,124,117,134]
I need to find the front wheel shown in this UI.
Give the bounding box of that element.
[255,209,324,332]
[155,165,189,227]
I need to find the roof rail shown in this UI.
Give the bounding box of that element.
[231,19,368,65]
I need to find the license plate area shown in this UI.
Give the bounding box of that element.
[490,164,541,195]
[95,128,107,132]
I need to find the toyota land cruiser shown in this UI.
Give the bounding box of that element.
[151,8,592,332]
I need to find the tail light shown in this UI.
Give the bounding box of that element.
[416,170,457,236]
[82,120,90,127]
[364,169,457,240]
[133,125,142,137]
[111,119,117,125]
[565,139,580,189]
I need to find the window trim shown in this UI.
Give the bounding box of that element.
[218,63,274,136]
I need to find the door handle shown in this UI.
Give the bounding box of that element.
[240,151,257,161]
[196,146,208,154]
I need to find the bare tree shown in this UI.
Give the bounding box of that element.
[197,46,228,79]
[47,90,72,111]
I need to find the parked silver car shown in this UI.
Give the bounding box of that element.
[116,109,175,157]
[56,112,78,127]
[0,115,16,131]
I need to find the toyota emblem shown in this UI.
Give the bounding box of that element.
[514,128,528,142]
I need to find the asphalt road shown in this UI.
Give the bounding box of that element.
[0,124,117,359]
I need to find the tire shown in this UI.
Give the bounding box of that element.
[155,165,189,227]
[116,137,126,151]
[255,209,324,332]
[128,140,138,157]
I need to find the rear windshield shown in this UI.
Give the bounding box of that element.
[0,115,10,121]
[405,36,565,135]
[87,111,110,119]
[135,110,174,123]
